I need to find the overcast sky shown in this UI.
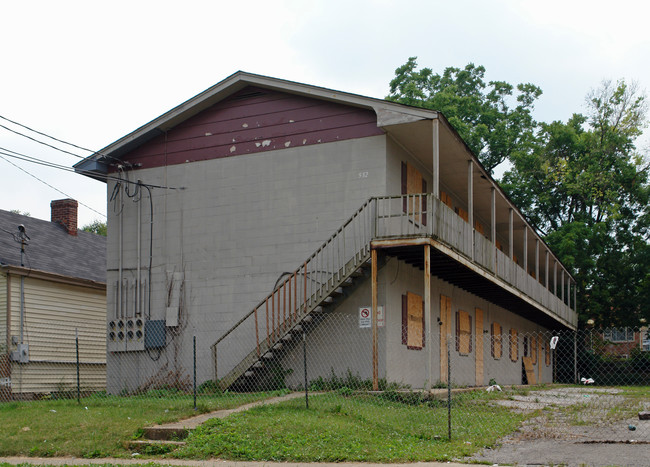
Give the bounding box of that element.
[1,0,648,228]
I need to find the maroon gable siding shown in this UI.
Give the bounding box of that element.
[119,87,384,170]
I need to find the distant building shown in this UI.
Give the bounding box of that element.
[0,200,106,399]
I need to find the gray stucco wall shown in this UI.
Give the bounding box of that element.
[106,136,388,392]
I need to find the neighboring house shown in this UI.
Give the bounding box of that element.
[75,72,578,393]
[0,200,106,399]
[590,327,650,358]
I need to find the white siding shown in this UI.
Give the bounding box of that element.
[7,275,106,395]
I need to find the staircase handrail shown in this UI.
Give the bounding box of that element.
[210,197,374,351]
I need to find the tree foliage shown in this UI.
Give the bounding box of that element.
[501,80,649,326]
[386,59,649,326]
[386,57,542,172]
[82,220,107,236]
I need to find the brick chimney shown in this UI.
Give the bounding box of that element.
[51,199,78,236]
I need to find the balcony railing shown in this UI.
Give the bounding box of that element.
[374,194,577,327]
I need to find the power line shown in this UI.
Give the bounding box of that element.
[0,114,126,166]
[0,146,184,190]
[0,122,87,160]
[0,154,106,218]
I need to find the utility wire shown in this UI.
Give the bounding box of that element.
[0,154,106,218]
[0,122,87,160]
[0,114,126,166]
[0,146,183,190]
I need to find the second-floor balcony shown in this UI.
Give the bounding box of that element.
[373,193,577,329]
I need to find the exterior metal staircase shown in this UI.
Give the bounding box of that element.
[211,193,578,390]
[211,199,376,390]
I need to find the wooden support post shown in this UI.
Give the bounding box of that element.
[371,248,379,391]
[432,119,440,198]
[523,226,528,273]
[560,268,564,303]
[508,208,514,260]
[491,187,496,271]
[545,251,549,290]
[424,244,432,390]
[535,239,539,282]
[468,161,474,260]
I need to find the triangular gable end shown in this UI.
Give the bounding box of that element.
[116,86,385,170]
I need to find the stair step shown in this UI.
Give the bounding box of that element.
[302,315,312,322]
[253,361,263,368]
[282,333,293,341]
[332,287,344,295]
[312,306,323,313]
[292,325,303,332]
[341,277,354,286]
[263,352,274,359]
[323,296,334,304]
[244,370,254,377]
[142,427,189,441]
[273,343,283,350]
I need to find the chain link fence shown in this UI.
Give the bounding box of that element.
[1,318,649,444]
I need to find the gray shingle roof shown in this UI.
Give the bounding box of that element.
[0,209,106,283]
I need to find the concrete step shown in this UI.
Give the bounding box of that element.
[142,426,190,441]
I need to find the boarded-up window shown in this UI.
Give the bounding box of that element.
[440,191,453,209]
[455,206,469,222]
[545,340,551,366]
[491,322,502,359]
[495,239,504,252]
[474,220,485,235]
[455,310,472,354]
[509,328,519,362]
[402,292,425,350]
[523,335,530,357]
[531,335,537,364]
[401,162,427,225]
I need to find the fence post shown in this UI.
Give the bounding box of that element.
[573,330,578,384]
[303,332,309,409]
[193,335,197,411]
[447,337,451,441]
[75,328,80,404]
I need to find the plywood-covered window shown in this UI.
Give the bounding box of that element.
[455,310,472,355]
[455,207,469,222]
[401,162,427,225]
[440,191,453,209]
[474,220,485,235]
[509,328,519,362]
[491,322,502,359]
[531,335,538,364]
[545,340,551,366]
[402,292,425,350]
[523,335,530,357]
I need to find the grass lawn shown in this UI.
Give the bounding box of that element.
[0,391,283,459]
[173,390,528,462]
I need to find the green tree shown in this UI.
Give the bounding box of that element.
[82,219,107,236]
[501,80,649,326]
[386,57,542,172]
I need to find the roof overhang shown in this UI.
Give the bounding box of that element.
[74,71,438,180]
[1,264,106,291]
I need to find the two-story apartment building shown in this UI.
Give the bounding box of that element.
[75,72,577,392]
